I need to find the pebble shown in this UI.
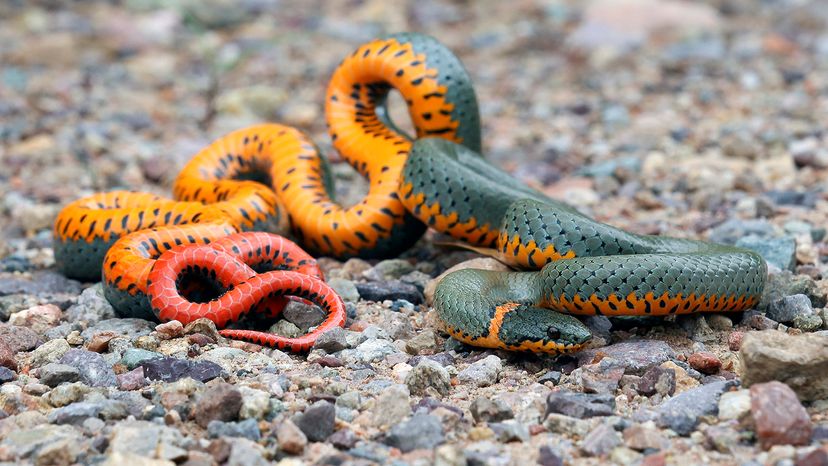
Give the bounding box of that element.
[121,348,163,370]
[207,418,261,441]
[356,281,424,304]
[0,342,16,370]
[740,330,828,401]
[0,324,41,352]
[59,349,116,387]
[623,422,669,451]
[637,366,676,397]
[155,320,184,339]
[767,294,814,323]
[8,303,61,333]
[327,277,360,303]
[64,285,115,324]
[470,397,514,423]
[371,384,411,427]
[546,390,615,419]
[275,419,308,454]
[687,352,721,375]
[38,363,80,387]
[141,357,224,383]
[575,340,675,375]
[0,366,15,383]
[581,423,622,457]
[571,357,625,393]
[717,389,751,421]
[293,400,335,442]
[194,383,242,428]
[364,259,414,281]
[457,355,502,387]
[489,420,530,443]
[384,414,444,452]
[654,380,737,435]
[117,367,148,391]
[405,329,440,354]
[405,358,451,396]
[750,381,813,449]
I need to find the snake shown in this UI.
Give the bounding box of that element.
[147,232,345,352]
[400,138,768,354]
[51,33,481,350]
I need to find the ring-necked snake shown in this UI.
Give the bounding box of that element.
[401,139,768,354]
[53,32,768,355]
[52,33,481,350]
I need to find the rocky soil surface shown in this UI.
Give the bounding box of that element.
[1,0,827,465]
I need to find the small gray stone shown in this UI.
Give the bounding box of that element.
[580,423,622,456]
[356,281,424,304]
[457,355,501,387]
[39,363,80,387]
[364,259,414,280]
[207,418,261,441]
[120,348,163,370]
[59,349,116,387]
[194,383,242,428]
[30,338,70,367]
[575,340,675,375]
[313,327,349,353]
[294,400,335,442]
[79,318,154,340]
[793,313,823,331]
[352,338,397,362]
[470,397,514,423]
[384,414,444,452]
[767,294,813,323]
[47,401,104,425]
[490,420,530,442]
[405,358,451,396]
[64,284,115,324]
[654,380,737,435]
[327,277,360,303]
[546,391,615,419]
[371,384,411,427]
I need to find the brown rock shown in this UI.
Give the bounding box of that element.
[0,325,41,352]
[117,367,148,391]
[796,447,828,466]
[623,423,669,451]
[636,366,676,396]
[86,331,119,353]
[740,330,828,401]
[275,419,307,455]
[9,304,62,333]
[750,381,812,449]
[727,331,744,351]
[156,321,184,339]
[0,342,17,370]
[194,383,242,428]
[187,333,215,347]
[688,351,721,374]
[183,319,223,342]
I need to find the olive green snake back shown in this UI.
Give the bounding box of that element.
[403,138,767,353]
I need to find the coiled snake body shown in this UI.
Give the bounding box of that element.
[53,33,481,350]
[401,139,767,354]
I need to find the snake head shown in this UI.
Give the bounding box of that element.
[497,304,592,354]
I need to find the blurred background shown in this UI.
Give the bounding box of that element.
[0,0,826,261]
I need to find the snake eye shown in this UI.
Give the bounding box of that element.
[547,326,561,340]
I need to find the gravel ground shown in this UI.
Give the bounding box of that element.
[1,0,828,465]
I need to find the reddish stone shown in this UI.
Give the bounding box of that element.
[688,351,722,375]
[117,367,148,391]
[796,447,828,466]
[750,381,813,449]
[0,325,41,352]
[728,331,744,351]
[187,333,215,346]
[641,452,666,466]
[193,383,242,428]
[155,320,183,339]
[86,331,118,353]
[0,342,17,371]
